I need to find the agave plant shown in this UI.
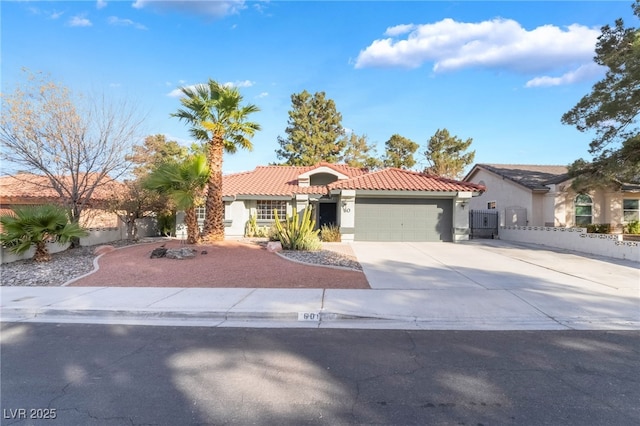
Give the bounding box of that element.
[0,204,88,262]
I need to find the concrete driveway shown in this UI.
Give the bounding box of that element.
[331,239,640,329]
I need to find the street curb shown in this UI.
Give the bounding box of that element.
[3,307,639,330]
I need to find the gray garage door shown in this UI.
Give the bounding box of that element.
[354,198,453,242]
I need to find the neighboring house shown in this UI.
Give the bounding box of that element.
[463,164,640,231]
[0,173,121,228]
[178,162,485,242]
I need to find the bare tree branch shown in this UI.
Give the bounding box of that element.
[0,69,146,244]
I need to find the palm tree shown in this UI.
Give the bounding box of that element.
[144,154,210,244]
[172,79,261,242]
[0,204,88,262]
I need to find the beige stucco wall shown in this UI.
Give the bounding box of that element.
[466,169,534,226]
[553,187,639,231]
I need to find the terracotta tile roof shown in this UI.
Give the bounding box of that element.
[329,168,486,192]
[0,173,123,204]
[223,163,368,197]
[223,164,484,197]
[469,164,569,191]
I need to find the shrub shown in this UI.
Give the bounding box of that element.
[0,204,87,262]
[300,233,323,251]
[273,206,321,251]
[320,224,341,242]
[157,212,176,237]
[267,224,281,241]
[586,223,611,234]
[625,220,640,235]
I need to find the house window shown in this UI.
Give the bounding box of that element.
[195,206,206,231]
[623,199,639,222]
[256,200,287,220]
[575,194,593,226]
[487,201,496,209]
[195,206,206,222]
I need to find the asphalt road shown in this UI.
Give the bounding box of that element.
[1,323,639,425]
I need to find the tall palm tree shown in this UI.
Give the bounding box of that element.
[172,79,261,242]
[144,154,210,244]
[0,204,88,262]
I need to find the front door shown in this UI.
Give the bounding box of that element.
[318,203,337,228]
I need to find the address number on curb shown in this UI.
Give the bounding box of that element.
[298,312,321,321]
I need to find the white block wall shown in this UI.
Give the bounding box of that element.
[499,226,639,262]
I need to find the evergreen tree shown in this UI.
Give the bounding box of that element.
[276,90,346,165]
[423,128,476,179]
[561,0,640,190]
[342,133,382,169]
[383,134,419,169]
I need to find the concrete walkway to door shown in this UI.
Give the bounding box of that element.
[340,239,640,329]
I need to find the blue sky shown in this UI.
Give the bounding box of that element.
[2,1,637,175]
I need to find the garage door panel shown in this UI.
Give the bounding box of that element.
[354,198,452,242]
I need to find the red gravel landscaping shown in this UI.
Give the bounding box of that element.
[69,240,370,289]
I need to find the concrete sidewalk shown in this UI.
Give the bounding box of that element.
[1,284,638,330]
[1,240,638,330]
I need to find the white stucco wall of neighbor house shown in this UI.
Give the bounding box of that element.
[467,170,534,226]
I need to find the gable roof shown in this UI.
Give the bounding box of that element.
[465,164,569,191]
[223,163,367,197]
[223,164,484,197]
[329,168,485,192]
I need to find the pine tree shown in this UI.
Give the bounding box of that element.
[423,128,476,179]
[561,0,640,190]
[342,133,382,169]
[276,90,347,165]
[383,134,419,169]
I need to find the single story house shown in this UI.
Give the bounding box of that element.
[463,164,640,231]
[178,162,485,242]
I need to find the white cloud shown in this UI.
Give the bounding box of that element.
[525,63,605,88]
[355,18,599,76]
[109,83,122,88]
[384,24,415,37]
[27,7,64,20]
[256,92,269,98]
[223,80,254,88]
[107,16,148,30]
[167,86,194,98]
[132,0,246,18]
[97,0,107,10]
[68,15,92,27]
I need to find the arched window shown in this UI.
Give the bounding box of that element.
[575,194,593,226]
